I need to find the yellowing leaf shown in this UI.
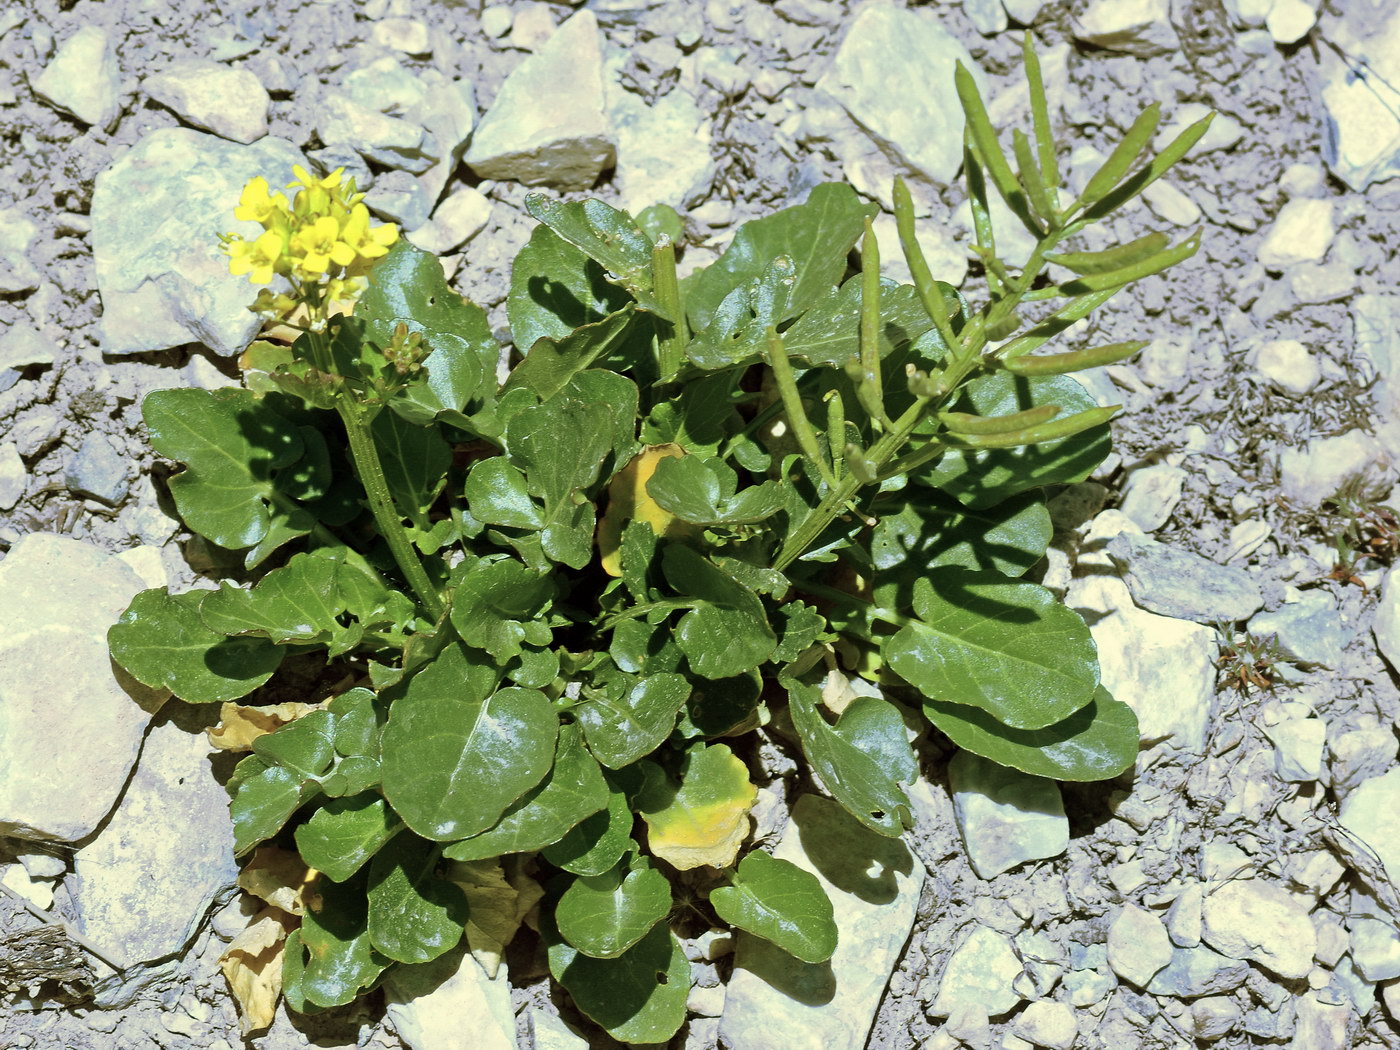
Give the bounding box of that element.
[638,745,756,870]
[219,908,297,1035]
[597,444,690,576]
[208,700,331,752]
[238,845,317,916]
[446,857,544,978]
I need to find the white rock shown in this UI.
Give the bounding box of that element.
[91,128,309,356]
[965,0,1007,35]
[1,862,54,910]
[528,1010,589,1050]
[1224,519,1271,562]
[606,77,715,214]
[510,4,557,50]
[871,213,967,289]
[1290,261,1357,305]
[30,25,122,129]
[0,535,163,843]
[1266,0,1316,44]
[0,326,58,370]
[143,59,269,143]
[386,944,517,1050]
[719,794,924,1050]
[1329,724,1398,799]
[408,187,492,254]
[1118,464,1186,532]
[1167,884,1204,948]
[1107,905,1173,988]
[1256,198,1335,269]
[815,2,979,186]
[0,442,24,510]
[1278,430,1393,507]
[1071,0,1179,56]
[1377,566,1400,672]
[949,751,1068,880]
[372,17,431,54]
[1290,994,1349,1050]
[0,203,41,294]
[1068,513,1215,754]
[930,926,1024,1018]
[1013,1001,1077,1050]
[1353,294,1400,459]
[1320,4,1400,190]
[1280,162,1326,198]
[116,545,169,590]
[1201,881,1317,980]
[1385,979,1400,1021]
[466,12,613,190]
[1142,181,1201,226]
[318,92,434,173]
[1339,768,1400,887]
[1349,885,1400,981]
[1264,717,1326,782]
[74,711,238,966]
[1253,338,1318,395]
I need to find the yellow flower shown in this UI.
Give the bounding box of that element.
[234,177,289,226]
[292,215,356,276]
[228,229,288,285]
[341,203,399,261]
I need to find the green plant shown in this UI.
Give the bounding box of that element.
[108,36,1210,1041]
[1320,475,1400,588]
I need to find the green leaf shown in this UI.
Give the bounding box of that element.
[543,780,636,876]
[300,868,390,1008]
[773,602,827,664]
[330,687,385,758]
[923,372,1112,509]
[639,373,742,455]
[661,545,776,679]
[781,276,937,367]
[464,458,542,530]
[548,922,689,1045]
[252,709,336,779]
[576,672,691,768]
[230,756,313,855]
[636,743,756,870]
[295,792,402,883]
[685,255,799,371]
[884,569,1099,731]
[646,456,784,526]
[870,489,1052,591]
[358,240,500,420]
[524,195,659,309]
[709,851,837,964]
[786,682,912,838]
[677,669,761,738]
[142,388,311,554]
[370,408,452,534]
[381,642,557,840]
[504,307,638,403]
[449,558,555,661]
[509,224,636,355]
[503,395,616,568]
[683,183,876,331]
[924,686,1139,782]
[108,589,283,704]
[555,855,672,959]
[320,755,382,798]
[367,829,468,964]
[441,724,608,860]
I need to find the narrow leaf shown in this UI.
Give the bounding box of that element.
[1085,112,1215,219]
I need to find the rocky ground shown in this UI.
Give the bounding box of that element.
[3,0,1400,1047]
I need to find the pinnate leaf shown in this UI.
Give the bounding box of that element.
[709,850,837,964]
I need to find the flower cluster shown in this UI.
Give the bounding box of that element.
[222,166,399,307]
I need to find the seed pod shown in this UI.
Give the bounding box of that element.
[1085,112,1216,220]
[939,404,1060,435]
[942,405,1120,448]
[844,443,878,485]
[1046,232,1170,275]
[998,340,1147,376]
[1078,103,1161,207]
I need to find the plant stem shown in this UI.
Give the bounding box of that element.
[338,402,444,619]
[652,237,688,381]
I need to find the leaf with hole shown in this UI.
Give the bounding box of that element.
[547,920,689,1045]
[555,855,672,959]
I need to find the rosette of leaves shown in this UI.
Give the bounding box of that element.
[109,34,1209,1043]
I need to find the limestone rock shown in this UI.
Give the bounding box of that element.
[1117,464,1186,532]
[0,203,41,295]
[73,708,238,966]
[606,79,714,214]
[949,751,1068,880]
[65,432,130,506]
[1146,945,1250,998]
[372,17,431,55]
[1267,0,1316,44]
[1107,905,1173,988]
[30,25,122,129]
[1247,591,1347,669]
[1320,2,1400,189]
[1072,0,1179,56]
[317,92,436,174]
[144,59,269,143]
[1012,1001,1077,1050]
[1278,430,1393,507]
[1201,881,1317,980]
[1192,996,1240,1040]
[0,326,58,371]
[1290,261,1357,304]
[466,12,614,190]
[91,128,308,356]
[1253,338,1319,395]
[1353,294,1400,459]
[1264,716,1326,782]
[1328,724,1398,799]
[815,2,978,187]
[386,944,517,1050]
[408,186,493,254]
[930,926,1024,1019]
[1340,768,1400,887]
[0,443,24,510]
[719,794,924,1050]
[1257,198,1335,269]
[1107,533,1263,623]
[0,534,163,843]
